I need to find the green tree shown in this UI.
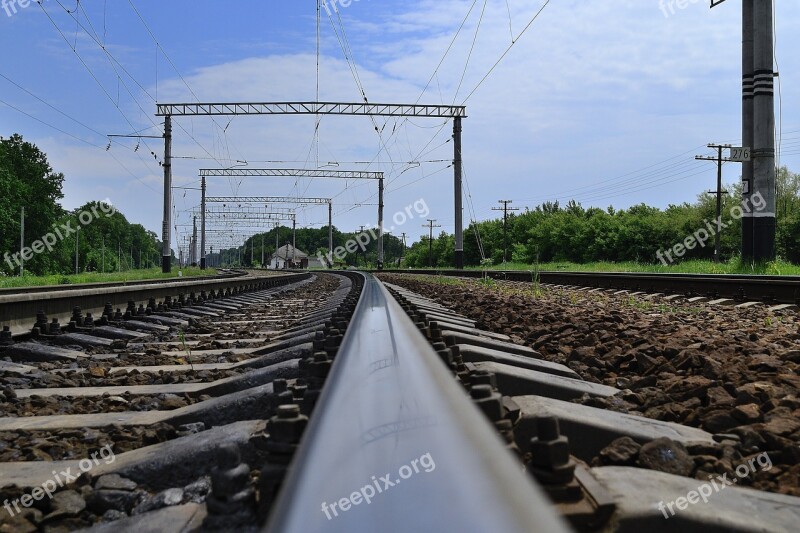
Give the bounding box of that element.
[0,134,65,275]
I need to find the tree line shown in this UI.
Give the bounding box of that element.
[1,134,162,277]
[403,167,800,267]
[212,226,407,268]
[5,134,797,274]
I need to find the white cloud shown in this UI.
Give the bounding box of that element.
[2,0,798,246]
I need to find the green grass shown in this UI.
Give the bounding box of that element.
[463,258,800,276]
[431,275,464,287]
[0,267,217,289]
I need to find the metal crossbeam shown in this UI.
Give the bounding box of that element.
[201,168,384,267]
[206,197,330,205]
[203,207,296,215]
[158,102,466,118]
[200,229,267,233]
[203,213,294,220]
[201,195,332,268]
[200,168,382,180]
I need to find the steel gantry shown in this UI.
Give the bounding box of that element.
[201,210,299,265]
[157,101,466,272]
[199,166,332,269]
[200,168,384,268]
[202,196,329,269]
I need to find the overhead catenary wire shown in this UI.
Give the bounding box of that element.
[461,0,551,105]
[0,97,159,193]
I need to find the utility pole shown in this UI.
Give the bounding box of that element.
[75,227,79,275]
[423,220,441,268]
[251,236,254,267]
[713,0,776,261]
[200,177,207,270]
[328,201,333,268]
[399,232,407,267]
[377,176,385,270]
[752,0,776,261]
[491,200,519,263]
[261,233,265,268]
[358,226,367,267]
[741,0,755,260]
[696,144,731,262]
[162,115,172,273]
[454,117,464,269]
[19,206,24,277]
[192,216,198,266]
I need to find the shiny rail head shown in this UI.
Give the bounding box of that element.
[265,273,570,533]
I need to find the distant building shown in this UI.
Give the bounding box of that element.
[269,244,325,269]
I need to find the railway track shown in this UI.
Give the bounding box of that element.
[0,270,798,532]
[381,269,800,307]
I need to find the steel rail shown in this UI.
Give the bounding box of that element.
[0,271,246,297]
[266,273,569,532]
[380,270,800,305]
[0,271,309,337]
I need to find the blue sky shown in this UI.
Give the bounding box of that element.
[1,0,798,249]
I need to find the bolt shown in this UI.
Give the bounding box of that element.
[433,341,451,359]
[313,331,325,351]
[528,417,576,486]
[277,404,300,419]
[35,311,48,331]
[203,443,256,529]
[0,326,14,347]
[273,379,288,394]
[267,404,308,445]
[538,417,560,441]
[291,383,307,401]
[470,384,493,399]
[470,384,505,422]
[470,370,497,390]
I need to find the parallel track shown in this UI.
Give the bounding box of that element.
[381,269,800,305]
